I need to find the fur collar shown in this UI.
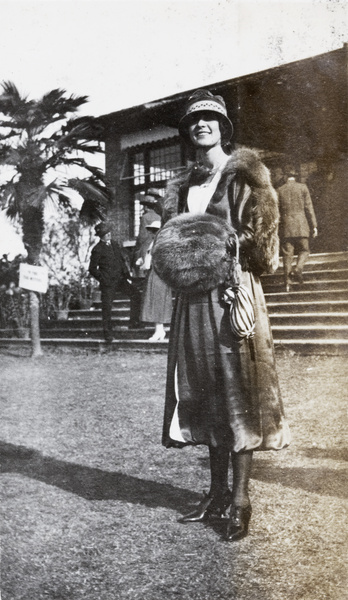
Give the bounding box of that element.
[162,147,279,275]
[163,147,273,222]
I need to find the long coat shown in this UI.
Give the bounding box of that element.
[156,147,291,453]
[89,240,126,287]
[277,180,317,239]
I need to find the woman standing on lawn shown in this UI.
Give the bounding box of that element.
[152,89,291,541]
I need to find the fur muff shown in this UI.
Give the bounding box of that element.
[152,213,236,294]
[162,147,280,276]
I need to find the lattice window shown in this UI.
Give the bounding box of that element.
[129,142,184,237]
[149,145,182,182]
[133,152,145,186]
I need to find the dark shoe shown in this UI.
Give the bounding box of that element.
[290,270,303,284]
[225,504,252,541]
[296,272,304,284]
[178,490,232,523]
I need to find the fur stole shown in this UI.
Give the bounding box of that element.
[161,147,279,277]
[152,213,235,294]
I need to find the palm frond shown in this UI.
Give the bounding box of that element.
[79,197,108,223]
[0,181,21,213]
[0,81,27,113]
[6,203,21,219]
[63,115,101,138]
[56,156,105,179]
[0,144,20,164]
[57,192,75,209]
[68,177,110,224]
[0,180,23,219]
[0,81,34,125]
[37,89,89,122]
[0,82,107,231]
[68,177,108,201]
[0,125,21,139]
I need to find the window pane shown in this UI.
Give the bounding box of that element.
[149,145,181,182]
[133,152,145,185]
[134,198,142,238]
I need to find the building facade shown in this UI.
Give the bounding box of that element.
[91,45,347,254]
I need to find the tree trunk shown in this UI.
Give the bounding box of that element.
[29,290,43,357]
[22,205,45,357]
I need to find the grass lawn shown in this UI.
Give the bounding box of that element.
[1,349,347,600]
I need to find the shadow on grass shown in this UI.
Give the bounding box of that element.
[0,441,199,512]
[197,454,348,499]
[301,447,348,462]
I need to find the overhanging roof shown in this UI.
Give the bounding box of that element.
[93,45,348,161]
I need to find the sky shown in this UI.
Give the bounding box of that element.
[0,0,347,257]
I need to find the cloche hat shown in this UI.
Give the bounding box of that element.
[178,89,233,144]
[146,220,161,231]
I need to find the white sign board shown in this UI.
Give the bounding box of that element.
[19,263,49,294]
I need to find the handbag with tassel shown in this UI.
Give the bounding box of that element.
[223,232,255,340]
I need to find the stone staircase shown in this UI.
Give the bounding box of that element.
[261,251,348,353]
[1,251,347,354]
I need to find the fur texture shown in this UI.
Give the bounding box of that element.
[162,147,280,276]
[152,213,235,293]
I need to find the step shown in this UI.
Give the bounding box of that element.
[263,279,348,294]
[38,326,348,341]
[1,337,347,356]
[69,307,130,319]
[271,324,348,340]
[41,314,348,335]
[262,268,348,285]
[264,289,348,303]
[273,339,348,355]
[0,337,169,353]
[277,251,348,267]
[285,260,347,272]
[44,317,130,329]
[39,326,167,340]
[266,300,348,313]
[269,313,348,326]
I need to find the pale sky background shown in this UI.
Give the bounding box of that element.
[0,0,347,257]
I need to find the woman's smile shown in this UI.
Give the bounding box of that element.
[188,112,221,147]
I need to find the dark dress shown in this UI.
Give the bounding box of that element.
[160,152,291,452]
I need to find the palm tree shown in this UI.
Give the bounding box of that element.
[0,81,109,356]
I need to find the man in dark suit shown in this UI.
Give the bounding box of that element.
[89,222,128,344]
[278,171,318,291]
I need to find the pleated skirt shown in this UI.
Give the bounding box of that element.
[162,270,291,452]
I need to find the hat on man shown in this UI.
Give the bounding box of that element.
[146,220,161,231]
[95,222,112,238]
[178,89,233,144]
[140,188,162,208]
[287,170,298,179]
[147,188,162,199]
